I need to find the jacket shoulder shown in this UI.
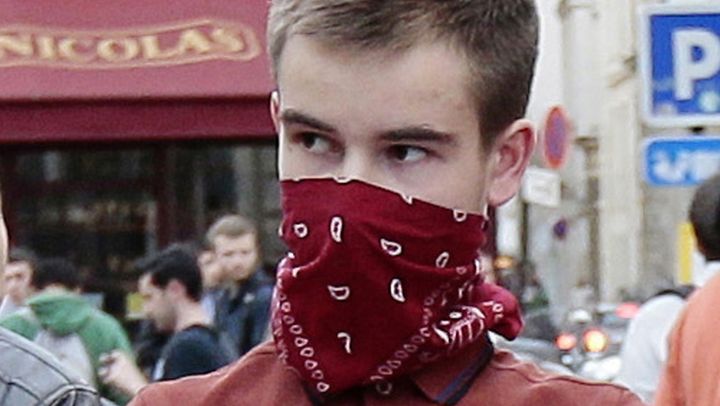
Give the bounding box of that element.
[468,350,644,405]
[132,341,306,406]
[0,328,102,405]
[83,309,132,349]
[0,309,40,339]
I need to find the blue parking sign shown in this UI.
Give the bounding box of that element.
[640,5,720,127]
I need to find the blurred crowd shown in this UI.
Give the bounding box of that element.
[0,213,273,405]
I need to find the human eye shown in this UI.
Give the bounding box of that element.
[387,145,428,163]
[297,132,334,155]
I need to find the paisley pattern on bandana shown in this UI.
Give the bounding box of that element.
[272,178,523,396]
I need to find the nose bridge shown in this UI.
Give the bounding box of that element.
[339,148,376,183]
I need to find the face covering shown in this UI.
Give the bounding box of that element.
[271,178,522,396]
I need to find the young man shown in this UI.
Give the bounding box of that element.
[655,174,720,406]
[0,247,37,318]
[206,215,273,357]
[0,258,132,405]
[131,1,643,404]
[99,245,232,397]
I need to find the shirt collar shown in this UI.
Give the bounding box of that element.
[409,335,494,405]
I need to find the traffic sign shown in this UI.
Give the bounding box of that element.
[542,106,573,169]
[643,135,720,186]
[522,166,561,207]
[639,5,720,127]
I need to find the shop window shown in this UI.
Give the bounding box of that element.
[0,142,281,320]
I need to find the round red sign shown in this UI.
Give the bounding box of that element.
[542,106,573,170]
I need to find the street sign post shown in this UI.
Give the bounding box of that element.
[639,5,720,127]
[643,135,720,186]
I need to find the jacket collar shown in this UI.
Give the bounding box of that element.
[410,335,494,405]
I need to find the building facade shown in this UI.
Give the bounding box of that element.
[503,0,715,320]
[0,1,283,318]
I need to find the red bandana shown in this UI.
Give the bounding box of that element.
[271,178,523,396]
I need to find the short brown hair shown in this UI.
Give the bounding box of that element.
[268,0,539,146]
[205,214,258,248]
[690,174,720,260]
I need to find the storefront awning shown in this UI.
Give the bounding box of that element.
[0,1,275,144]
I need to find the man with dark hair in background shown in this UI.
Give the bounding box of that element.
[206,215,273,358]
[656,173,720,406]
[0,258,132,405]
[99,244,232,398]
[131,1,643,404]
[0,247,37,318]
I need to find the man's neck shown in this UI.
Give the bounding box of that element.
[228,277,252,295]
[40,285,74,295]
[174,300,211,333]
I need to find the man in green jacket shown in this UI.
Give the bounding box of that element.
[0,257,133,405]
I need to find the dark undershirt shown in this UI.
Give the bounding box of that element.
[154,324,232,381]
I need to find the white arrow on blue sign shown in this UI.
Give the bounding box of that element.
[643,136,720,186]
[640,5,720,127]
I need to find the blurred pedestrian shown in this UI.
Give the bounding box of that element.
[130,1,643,405]
[656,173,720,406]
[206,215,273,358]
[0,197,107,405]
[0,258,133,405]
[0,247,37,318]
[615,285,693,403]
[99,244,232,398]
[196,239,224,322]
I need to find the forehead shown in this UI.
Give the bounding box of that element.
[276,36,479,136]
[139,274,161,294]
[5,261,32,274]
[214,234,257,250]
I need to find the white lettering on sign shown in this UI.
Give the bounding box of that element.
[0,19,261,69]
[673,29,720,101]
[651,149,720,184]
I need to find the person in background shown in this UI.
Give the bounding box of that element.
[206,215,273,358]
[0,197,107,405]
[99,244,232,398]
[197,239,224,322]
[615,284,693,403]
[0,258,133,405]
[0,246,37,318]
[656,173,720,406]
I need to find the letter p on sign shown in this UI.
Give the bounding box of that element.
[674,29,720,101]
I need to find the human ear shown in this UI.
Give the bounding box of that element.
[166,279,186,299]
[270,91,281,134]
[486,119,536,207]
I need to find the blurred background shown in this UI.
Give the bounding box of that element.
[0,0,718,376]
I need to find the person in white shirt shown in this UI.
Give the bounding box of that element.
[615,286,693,403]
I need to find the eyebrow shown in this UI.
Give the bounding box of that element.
[279,108,457,145]
[379,127,457,145]
[279,109,337,133]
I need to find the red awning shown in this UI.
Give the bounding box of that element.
[0,1,274,144]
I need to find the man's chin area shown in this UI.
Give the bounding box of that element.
[233,273,254,283]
